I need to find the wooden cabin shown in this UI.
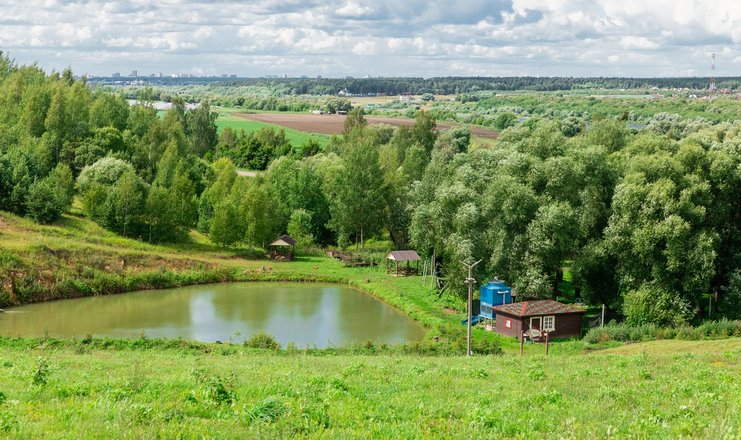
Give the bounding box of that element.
[492,300,586,340]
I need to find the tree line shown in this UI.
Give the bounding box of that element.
[1,56,738,326]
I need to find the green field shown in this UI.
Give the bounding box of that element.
[214,109,331,148]
[0,338,738,438]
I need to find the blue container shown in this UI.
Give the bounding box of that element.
[479,279,512,319]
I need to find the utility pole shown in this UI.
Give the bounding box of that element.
[462,259,482,357]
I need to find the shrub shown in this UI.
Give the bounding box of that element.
[623,283,692,327]
[192,369,235,407]
[244,332,280,350]
[26,178,64,224]
[583,320,740,344]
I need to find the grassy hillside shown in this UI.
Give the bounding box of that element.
[0,338,738,438]
[0,211,512,352]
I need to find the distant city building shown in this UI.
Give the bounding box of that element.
[130,70,138,77]
[112,72,120,78]
[230,74,237,78]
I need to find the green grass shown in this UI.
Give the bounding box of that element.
[214,110,330,148]
[0,338,737,438]
[2,211,741,437]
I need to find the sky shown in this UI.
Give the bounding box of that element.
[0,0,739,78]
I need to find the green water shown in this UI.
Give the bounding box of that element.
[0,283,425,347]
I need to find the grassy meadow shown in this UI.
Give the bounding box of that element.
[0,338,738,438]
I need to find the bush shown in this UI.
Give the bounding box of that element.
[583,320,741,344]
[26,178,64,223]
[623,283,692,327]
[244,332,280,350]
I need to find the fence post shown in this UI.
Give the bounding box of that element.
[520,332,524,356]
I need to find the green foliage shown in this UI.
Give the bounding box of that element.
[191,369,236,407]
[209,200,243,246]
[343,107,367,134]
[31,354,51,387]
[323,98,351,114]
[493,112,518,130]
[77,157,135,194]
[244,332,280,350]
[584,320,741,344]
[287,209,315,250]
[25,177,64,224]
[623,283,692,327]
[719,270,741,319]
[328,134,386,249]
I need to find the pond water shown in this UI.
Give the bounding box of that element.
[0,283,425,347]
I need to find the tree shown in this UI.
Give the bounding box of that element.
[209,199,243,246]
[47,163,74,208]
[328,137,385,250]
[493,112,517,130]
[186,101,218,157]
[43,86,69,164]
[77,157,136,194]
[623,283,692,327]
[287,209,315,249]
[90,92,129,131]
[111,170,145,237]
[344,108,367,134]
[412,111,437,155]
[26,178,64,223]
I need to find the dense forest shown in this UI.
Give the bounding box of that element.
[91,75,741,95]
[1,55,739,326]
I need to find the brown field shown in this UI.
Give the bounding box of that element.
[235,112,499,140]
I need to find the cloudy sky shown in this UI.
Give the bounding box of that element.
[0,0,739,77]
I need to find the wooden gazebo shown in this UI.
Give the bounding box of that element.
[269,235,296,261]
[385,250,421,276]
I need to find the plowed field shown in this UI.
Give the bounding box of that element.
[234,113,499,139]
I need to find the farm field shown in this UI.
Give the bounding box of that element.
[0,337,738,438]
[214,111,331,147]
[233,112,500,140]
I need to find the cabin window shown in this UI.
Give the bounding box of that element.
[543,315,555,331]
[505,319,511,328]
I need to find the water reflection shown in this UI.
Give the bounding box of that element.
[0,283,425,347]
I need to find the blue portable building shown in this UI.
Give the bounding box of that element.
[479,279,512,319]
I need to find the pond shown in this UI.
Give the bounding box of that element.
[0,283,425,347]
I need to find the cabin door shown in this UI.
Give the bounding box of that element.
[529,317,541,331]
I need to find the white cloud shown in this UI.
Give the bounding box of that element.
[620,36,659,50]
[0,0,737,76]
[335,2,375,18]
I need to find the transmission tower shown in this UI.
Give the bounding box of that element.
[709,53,716,94]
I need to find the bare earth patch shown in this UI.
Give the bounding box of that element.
[235,113,499,140]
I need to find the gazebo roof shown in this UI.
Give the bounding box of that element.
[270,235,296,247]
[386,250,421,261]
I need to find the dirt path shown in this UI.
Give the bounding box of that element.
[234,113,499,140]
